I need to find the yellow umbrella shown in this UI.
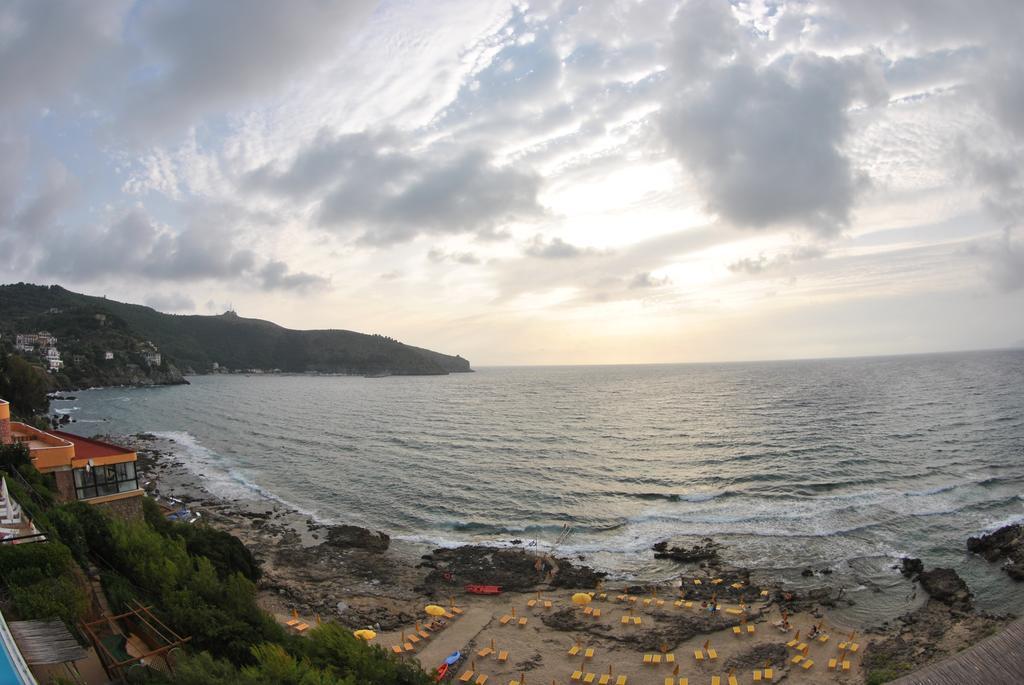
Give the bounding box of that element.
[425,604,447,617]
[571,593,592,606]
[353,629,377,641]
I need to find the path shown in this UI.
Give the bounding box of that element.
[890,619,1024,684]
[414,606,493,671]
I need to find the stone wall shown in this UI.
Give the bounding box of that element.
[53,470,76,502]
[93,493,144,522]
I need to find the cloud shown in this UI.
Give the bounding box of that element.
[0,0,128,111]
[257,260,329,291]
[145,292,195,312]
[524,236,599,259]
[660,1,887,236]
[246,129,544,244]
[427,249,481,265]
[122,0,375,137]
[628,271,671,289]
[728,245,828,275]
[968,227,1024,292]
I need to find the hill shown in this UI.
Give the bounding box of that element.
[0,284,471,386]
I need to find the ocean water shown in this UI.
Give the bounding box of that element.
[59,349,1024,622]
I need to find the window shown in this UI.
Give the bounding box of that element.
[73,461,138,500]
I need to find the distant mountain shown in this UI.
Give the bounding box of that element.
[0,284,472,386]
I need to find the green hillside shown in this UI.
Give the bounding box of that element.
[0,283,471,379]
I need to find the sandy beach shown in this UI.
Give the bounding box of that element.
[120,433,1014,684]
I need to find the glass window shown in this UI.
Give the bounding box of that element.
[73,461,139,500]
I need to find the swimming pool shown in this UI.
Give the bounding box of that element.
[0,610,35,685]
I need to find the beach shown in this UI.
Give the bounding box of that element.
[121,432,1014,684]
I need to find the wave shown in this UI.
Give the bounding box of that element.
[151,431,330,524]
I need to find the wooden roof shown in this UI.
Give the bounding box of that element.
[8,619,87,664]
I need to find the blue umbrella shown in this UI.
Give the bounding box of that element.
[445,651,461,666]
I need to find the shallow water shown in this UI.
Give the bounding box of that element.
[59,349,1024,623]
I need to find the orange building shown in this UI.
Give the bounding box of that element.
[0,399,142,519]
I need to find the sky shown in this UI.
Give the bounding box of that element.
[1,0,1023,365]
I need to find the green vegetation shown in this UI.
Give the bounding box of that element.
[0,353,51,417]
[0,283,471,379]
[1,445,430,685]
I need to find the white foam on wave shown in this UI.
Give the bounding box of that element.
[151,430,330,524]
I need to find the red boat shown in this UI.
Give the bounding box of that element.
[464,584,503,595]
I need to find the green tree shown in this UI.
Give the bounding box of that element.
[0,354,51,417]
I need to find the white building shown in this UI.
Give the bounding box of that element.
[104,351,114,360]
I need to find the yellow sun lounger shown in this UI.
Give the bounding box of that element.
[786,638,799,648]
[593,608,602,618]
[615,677,627,685]
[544,600,553,609]
[652,654,661,664]
[584,606,593,615]
[527,599,537,608]
[753,672,761,682]
[674,600,683,608]
[693,579,702,585]
[500,615,512,625]
[665,653,675,663]
[599,593,607,600]
[598,676,609,685]
[517,617,527,627]
[707,648,717,660]
[391,645,402,654]
[747,624,755,635]
[732,626,742,636]
[408,634,420,644]
[828,658,837,671]
[791,655,804,665]
[418,628,430,639]
[711,677,721,685]
[849,643,859,652]
[571,671,583,681]
[403,641,414,652]
[643,654,653,664]
[459,671,474,682]
[498,651,508,663]
[633,617,642,625]
[694,650,704,661]
[621,616,630,625]
[725,608,743,615]
[817,634,828,643]
[729,675,739,685]
[583,674,595,683]
[295,623,309,633]
[664,678,674,685]
[475,675,488,685]
[842,661,851,672]
[763,668,773,680]
[452,607,464,615]
[477,647,493,657]
[643,599,652,607]
[585,648,594,659]
[801,660,814,670]
[569,645,581,657]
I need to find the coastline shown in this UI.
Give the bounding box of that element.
[113,432,1017,683]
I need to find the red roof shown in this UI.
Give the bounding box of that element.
[50,430,134,461]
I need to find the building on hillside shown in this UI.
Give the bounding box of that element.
[14,332,57,352]
[0,399,143,520]
[140,342,161,367]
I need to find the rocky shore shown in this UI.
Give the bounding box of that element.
[114,432,1019,683]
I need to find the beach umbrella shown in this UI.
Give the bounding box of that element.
[425,604,447,617]
[571,593,592,606]
[445,651,461,666]
[353,629,376,641]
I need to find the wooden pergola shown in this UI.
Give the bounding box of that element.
[80,600,190,682]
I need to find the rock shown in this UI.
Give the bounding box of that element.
[801,568,813,577]
[336,601,348,614]
[900,557,924,578]
[724,643,789,671]
[324,524,390,552]
[967,524,1024,580]
[918,567,972,610]
[652,537,720,563]
[423,546,606,592]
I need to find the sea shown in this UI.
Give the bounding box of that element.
[57,349,1024,625]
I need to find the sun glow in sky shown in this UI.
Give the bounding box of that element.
[1,0,1023,365]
